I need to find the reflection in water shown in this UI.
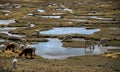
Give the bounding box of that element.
[32,38,103,60]
[40,27,100,35]
[0,19,16,25]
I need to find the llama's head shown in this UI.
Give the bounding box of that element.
[19,53,22,57]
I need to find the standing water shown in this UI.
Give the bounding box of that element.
[32,38,103,60]
[0,19,16,25]
[40,27,100,35]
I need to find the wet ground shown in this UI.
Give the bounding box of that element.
[0,0,120,72]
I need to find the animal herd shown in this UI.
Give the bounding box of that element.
[63,35,108,50]
[0,37,108,59]
[0,37,108,70]
[0,38,36,58]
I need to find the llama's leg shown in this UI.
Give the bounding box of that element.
[90,44,91,50]
[12,48,15,52]
[25,53,27,58]
[34,50,35,56]
[92,45,95,49]
[30,52,33,58]
[85,42,86,48]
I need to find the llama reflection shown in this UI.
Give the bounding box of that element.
[84,40,95,55]
[98,38,108,52]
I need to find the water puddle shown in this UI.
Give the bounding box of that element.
[0,19,16,25]
[0,39,5,42]
[27,13,34,16]
[0,10,11,13]
[37,9,45,13]
[32,38,119,60]
[0,3,10,8]
[41,16,61,18]
[86,16,114,21]
[40,27,100,35]
[0,27,25,37]
[64,18,87,22]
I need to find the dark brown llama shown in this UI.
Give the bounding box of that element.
[6,44,16,52]
[19,48,35,58]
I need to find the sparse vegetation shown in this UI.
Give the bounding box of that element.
[0,0,120,72]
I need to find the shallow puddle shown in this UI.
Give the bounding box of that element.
[0,27,25,37]
[64,18,87,22]
[0,39,5,42]
[0,19,16,25]
[40,27,100,35]
[41,16,61,18]
[37,9,45,13]
[86,16,113,21]
[32,38,104,60]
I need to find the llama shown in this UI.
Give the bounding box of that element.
[84,40,95,49]
[63,35,72,42]
[26,22,35,29]
[19,44,26,51]
[98,38,108,47]
[84,48,94,55]
[19,48,35,58]
[26,44,36,56]
[36,29,40,38]
[0,44,6,52]
[20,38,28,48]
[12,58,17,70]
[6,43,16,52]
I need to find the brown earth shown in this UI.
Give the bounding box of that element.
[0,0,120,72]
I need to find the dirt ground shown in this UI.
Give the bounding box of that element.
[0,53,120,72]
[0,0,120,72]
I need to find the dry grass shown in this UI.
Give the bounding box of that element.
[0,0,120,71]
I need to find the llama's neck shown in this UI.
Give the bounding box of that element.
[19,52,24,56]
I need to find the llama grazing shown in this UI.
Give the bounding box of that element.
[19,44,26,51]
[26,44,36,56]
[6,43,16,52]
[36,29,40,38]
[63,35,72,42]
[6,42,20,52]
[12,58,18,70]
[0,44,6,52]
[84,48,94,55]
[98,38,108,47]
[20,38,27,48]
[19,48,36,58]
[84,40,95,49]
[26,22,35,29]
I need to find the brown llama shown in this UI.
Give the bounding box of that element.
[6,44,16,52]
[19,48,35,58]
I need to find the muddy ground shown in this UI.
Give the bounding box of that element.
[0,0,120,72]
